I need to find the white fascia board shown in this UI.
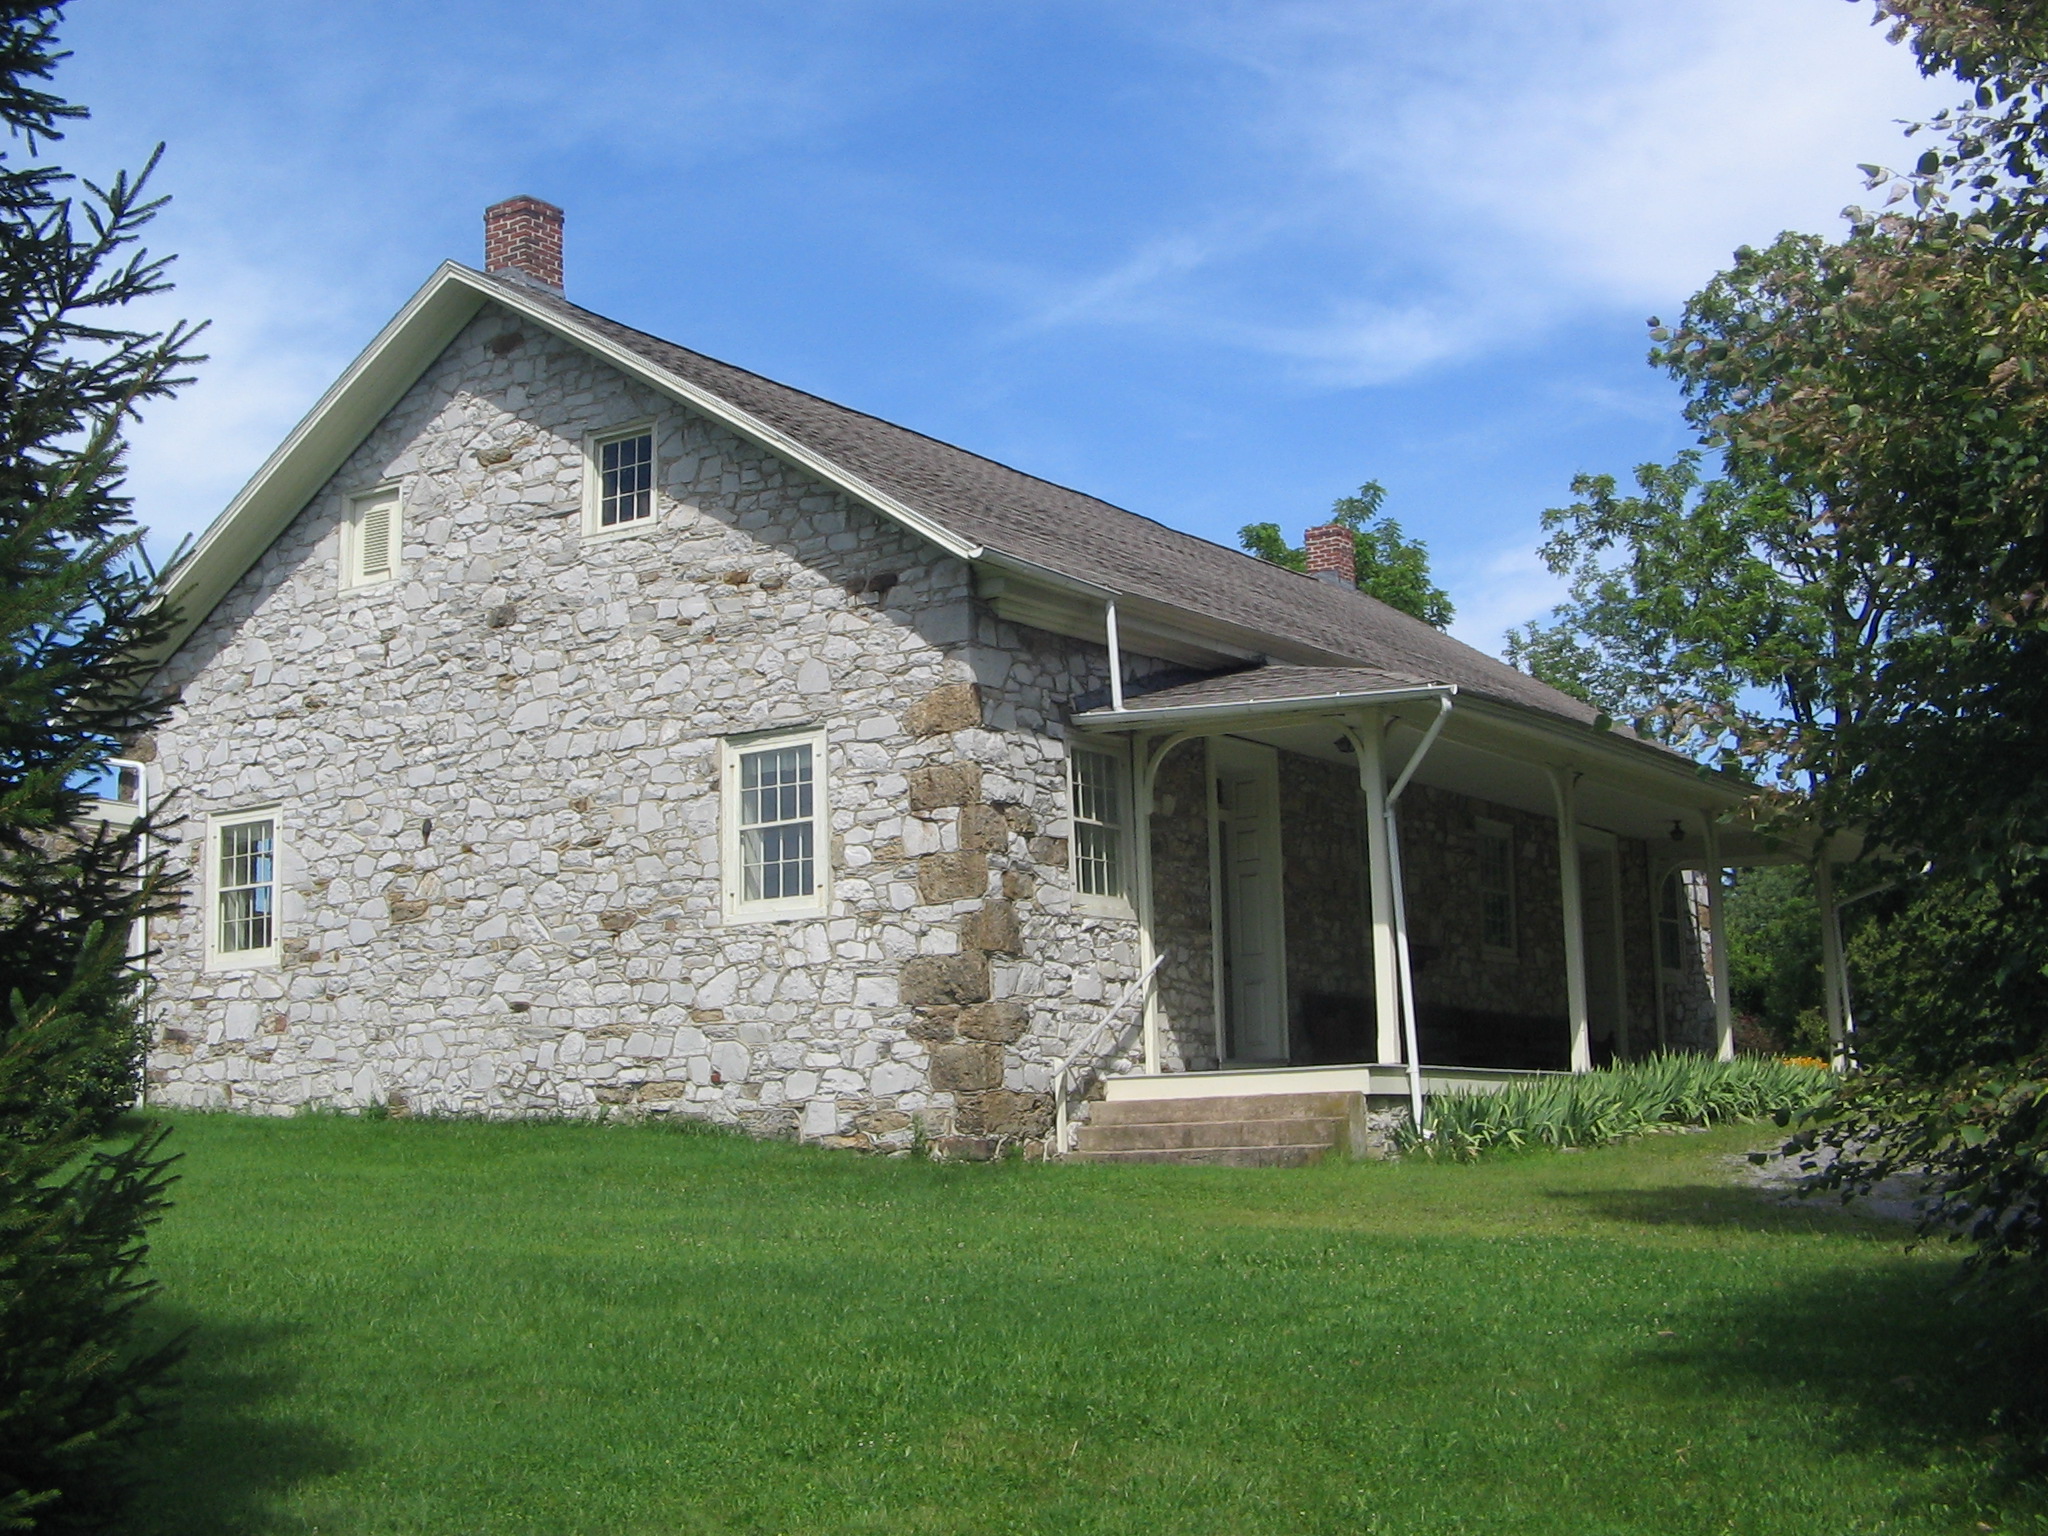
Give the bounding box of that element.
[151,263,489,662]
[457,270,983,564]
[1445,695,1759,808]
[1070,684,1457,731]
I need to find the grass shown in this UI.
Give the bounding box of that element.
[120,1112,2048,1536]
[1414,1054,1836,1158]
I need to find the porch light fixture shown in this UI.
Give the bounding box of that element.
[1668,819,1686,843]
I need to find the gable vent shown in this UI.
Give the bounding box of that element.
[358,501,393,578]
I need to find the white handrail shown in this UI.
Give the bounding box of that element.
[1051,952,1170,1156]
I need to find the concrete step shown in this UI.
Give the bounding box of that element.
[1076,1116,1347,1153]
[1087,1091,1360,1126]
[1067,1144,1330,1168]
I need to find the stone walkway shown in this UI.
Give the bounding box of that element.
[1728,1140,1939,1226]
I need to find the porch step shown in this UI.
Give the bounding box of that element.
[1085,1092,1359,1126]
[1067,1143,1329,1168]
[1067,1091,1368,1166]
[1077,1116,1349,1152]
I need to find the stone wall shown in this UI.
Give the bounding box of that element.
[1146,738,1218,1071]
[1277,751,1374,1061]
[144,303,1153,1152]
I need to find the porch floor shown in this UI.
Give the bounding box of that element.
[1100,1062,1555,1103]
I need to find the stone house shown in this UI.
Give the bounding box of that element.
[123,198,1851,1158]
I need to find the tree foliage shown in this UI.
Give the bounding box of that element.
[0,3,199,1526]
[1239,480,1456,628]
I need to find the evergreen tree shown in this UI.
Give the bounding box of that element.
[0,3,200,1526]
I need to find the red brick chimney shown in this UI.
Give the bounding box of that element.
[484,196,564,292]
[1304,523,1356,587]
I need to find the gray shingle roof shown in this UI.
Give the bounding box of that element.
[488,273,1600,729]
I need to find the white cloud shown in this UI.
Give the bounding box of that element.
[1443,541,1567,656]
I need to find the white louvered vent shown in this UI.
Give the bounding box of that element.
[350,494,397,587]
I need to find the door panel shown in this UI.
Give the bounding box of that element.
[1215,740,1287,1063]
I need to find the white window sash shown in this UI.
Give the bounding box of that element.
[206,809,282,969]
[1069,744,1132,917]
[721,730,829,921]
[583,423,658,539]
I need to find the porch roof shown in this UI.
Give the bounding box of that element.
[1066,663,1593,723]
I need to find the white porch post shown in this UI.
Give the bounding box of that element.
[1702,813,1735,1061]
[1550,767,1592,1073]
[1134,733,1160,1074]
[1815,853,1856,1072]
[1355,711,1402,1063]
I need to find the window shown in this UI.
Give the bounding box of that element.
[587,425,655,534]
[342,486,401,589]
[1476,819,1515,954]
[1070,746,1130,913]
[721,730,828,920]
[1658,872,1689,972]
[208,811,280,968]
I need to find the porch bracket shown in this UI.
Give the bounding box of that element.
[1134,727,1202,1074]
[1549,766,1593,1073]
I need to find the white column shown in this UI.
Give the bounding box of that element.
[1702,814,1734,1061]
[1355,713,1402,1063]
[1550,767,1591,1073]
[1815,854,1855,1072]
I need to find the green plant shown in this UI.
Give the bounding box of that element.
[1406,1053,1833,1161]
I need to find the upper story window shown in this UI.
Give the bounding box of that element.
[208,809,280,969]
[342,486,401,589]
[587,425,655,536]
[721,729,828,921]
[1475,818,1515,955]
[1070,746,1130,915]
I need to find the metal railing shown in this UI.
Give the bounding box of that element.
[1051,952,1169,1157]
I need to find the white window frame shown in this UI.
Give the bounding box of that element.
[1475,817,1516,959]
[1068,742,1133,918]
[205,807,282,971]
[341,482,402,590]
[582,421,659,540]
[720,728,830,922]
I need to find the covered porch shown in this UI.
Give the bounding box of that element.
[1066,666,1860,1127]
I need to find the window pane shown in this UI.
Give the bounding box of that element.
[1072,751,1121,829]
[741,821,814,901]
[1075,823,1121,898]
[217,819,275,953]
[599,432,653,526]
[739,745,812,827]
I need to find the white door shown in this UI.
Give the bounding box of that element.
[1215,739,1288,1063]
[1579,843,1624,1061]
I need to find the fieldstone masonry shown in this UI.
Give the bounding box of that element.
[144,307,1144,1152]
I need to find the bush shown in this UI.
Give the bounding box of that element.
[1406,1053,1834,1160]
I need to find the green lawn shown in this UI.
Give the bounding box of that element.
[123,1113,2047,1536]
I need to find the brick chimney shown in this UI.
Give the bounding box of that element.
[484,196,564,292]
[1303,523,1356,587]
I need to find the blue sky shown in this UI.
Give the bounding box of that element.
[55,0,1950,654]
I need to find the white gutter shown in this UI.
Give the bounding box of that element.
[1071,683,1456,732]
[1381,694,1454,1138]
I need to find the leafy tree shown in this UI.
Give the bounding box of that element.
[1239,480,1456,627]
[1503,451,1914,794]
[1724,864,1826,1055]
[0,2,199,1525]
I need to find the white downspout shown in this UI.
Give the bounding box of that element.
[1702,812,1735,1061]
[1381,695,1453,1139]
[1549,767,1591,1074]
[1105,599,1125,713]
